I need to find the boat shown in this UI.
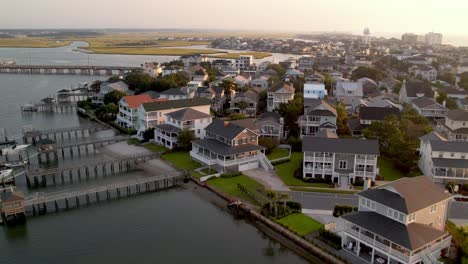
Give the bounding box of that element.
[0,169,13,179]
[0,144,30,155]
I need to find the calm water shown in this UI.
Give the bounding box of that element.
[0,47,311,263]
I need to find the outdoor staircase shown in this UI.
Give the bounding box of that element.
[259,154,274,171]
[421,250,443,264]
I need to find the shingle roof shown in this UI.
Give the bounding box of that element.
[154,124,181,134]
[342,211,448,250]
[432,158,468,169]
[446,109,468,121]
[142,98,211,112]
[411,97,440,109]
[420,131,446,142]
[257,112,282,124]
[205,119,249,140]
[358,176,451,214]
[404,81,433,98]
[192,139,264,156]
[359,106,401,121]
[304,99,337,116]
[302,137,379,155]
[160,88,188,96]
[430,140,468,153]
[166,108,211,121]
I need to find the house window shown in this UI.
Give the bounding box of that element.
[360,198,365,206]
[251,136,256,141]
[387,208,393,217]
[366,199,370,208]
[430,204,437,213]
[234,140,238,146]
[243,138,247,144]
[450,153,455,157]
[339,160,347,169]
[371,202,376,210]
[408,213,416,223]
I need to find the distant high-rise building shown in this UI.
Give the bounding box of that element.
[362,27,371,45]
[402,33,419,44]
[425,32,443,46]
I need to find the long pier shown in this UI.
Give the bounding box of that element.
[24,173,185,215]
[23,125,108,144]
[0,65,140,76]
[25,153,160,188]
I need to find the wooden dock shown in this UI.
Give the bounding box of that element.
[22,125,108,144]
[24,173,185,215]
[25,153,160,188]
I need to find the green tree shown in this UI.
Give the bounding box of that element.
[278,93,304,137]
[438,72,456,85]
[257,91,268,113]
[459,72,468,90]
[221,80,237,99]
[103,90,125,105]
[268,64,286,76]
[436,92,458,109]
[124,71,155,94]
[323,73,334,95]
[90,80,103,92]
[351,66,386,81]
[280,192,290,212]
[336,102,349,136]
[259,137,276,154]
[266,190,279,218]
[95,103,118,122]
[142,128,155,142]
[237,101,249,115]
[177,129,196,151]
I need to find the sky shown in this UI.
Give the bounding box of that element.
[1,0,467,37]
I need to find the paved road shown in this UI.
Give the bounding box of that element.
[290,191,359,210]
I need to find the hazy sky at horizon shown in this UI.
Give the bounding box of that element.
[1,0,467,37]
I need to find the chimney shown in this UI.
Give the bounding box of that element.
[224,121,230,127]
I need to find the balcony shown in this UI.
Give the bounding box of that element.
[433,167,468,179]
[304,167,333,174]
[304,155,334,163]
[354,170,376,178]
[190,151,260,167]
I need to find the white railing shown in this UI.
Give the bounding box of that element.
[190,151,260,167]
[304,167,334,174]
[354,171,376,177]
[190,151,217,166]
[304,156,334,163]
[355,158,377,164]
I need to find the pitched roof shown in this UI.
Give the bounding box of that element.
[420,131,446,142]
[342,211,447,250]
[233,90,258,103]
[336,81,364,97]
[446,109,468,121]
[358,176,451,214]
[154,123,181,134]
[165,108,211,121]
[230,118,257,131]
[359,106,401,121]
[160,88,188,96]
[142,98,211,112]
[192,139,264,156]
[411,97,442,109]
[302,137,379,155]
[205,119,250,140]
[432,158,468,169]
[404,81,433,98]
[304,99,337,116]
[257,112,282,124]
[272,83,295,93]
[123,94,164,109]
[430,140,468,153]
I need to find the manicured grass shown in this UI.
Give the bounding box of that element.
[207,52,272,59]
[143,143,168,153]
[289,187,357,194]
[267,148,290,161]
[206,175,264,204]
[276,213,323,236]
[378,157,403,181]
[201,168,217,175]
[161,151,201,171]
[274,152,329,188]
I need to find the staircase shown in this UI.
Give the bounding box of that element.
[421,249,443,264]
[259,154,274,171]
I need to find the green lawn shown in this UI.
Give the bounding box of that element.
[127,138,140,145]
[143,143,168,153]
[201,168,217,175]
[206,175,264,204]
[267,148,290,161]
[161,151,201,171]
[276,213,323,236]
[290,187,357,194]
[274,152,329,188]
[378,157,403,181]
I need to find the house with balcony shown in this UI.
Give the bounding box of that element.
[158,87,195,101]
[267,84,295,112]
[410,97,448,119]
[190,120,273,172]
[304,83,327,99]
[195,86,229,113]
[302,137,380,185]
[298,56,315,72]
[117,94,163,130]
[154,108,212,149]
[255,112,285,143]
[235,55,253,71]
[230,90,259,117]
[338,176,452,264]
[300,99,337,137]
[437,109,468,142]
[138,98,211,132]
[419,131,468,183]
[92,81,131,105]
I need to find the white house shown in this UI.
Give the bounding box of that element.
[411,97,448,119]
[235,55,253,71]
[437,109,468,142]
[142,62,162,77]
[409,65,438,82]
[304,83,327,99]
[117,94,162,130]
[267,84,295,112]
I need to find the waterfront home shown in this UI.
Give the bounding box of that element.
[267,83,295,112]
[138,98,211,131]
[300,99,337,137]
[419,132,468,183]
[338,176,451,264]
[230,90,259,117]
[255,112,285,143]
[180,54,207,68]
[348,106,401,136]
[302,137,380,185]
[117,94,164,130]
[92,81,131,105]
[409,65,438,82]
[190,119,273,172]
[235,55,253,71]
[142,62,162,78]
[335,81,364,112]
[399,80,433,104]
[161,65,181,77]
[410,97,448,119]
[57,87,90,104]
[436,109,468,142]
[154,108,212,149]
[304,83,327,99]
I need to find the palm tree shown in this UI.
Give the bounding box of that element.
[280,192,291,213]
[266,190,278,218]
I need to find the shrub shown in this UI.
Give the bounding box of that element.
[287,136,302,152]
[261,201,302,218]
[318,228,342,250]
[271,159,291,166]
[220,172,242,178]
[259,137,276,154]
[333,205,358,217]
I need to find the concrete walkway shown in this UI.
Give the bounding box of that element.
[243,168,290,192]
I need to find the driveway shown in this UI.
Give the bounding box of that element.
[243,168,290,192]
